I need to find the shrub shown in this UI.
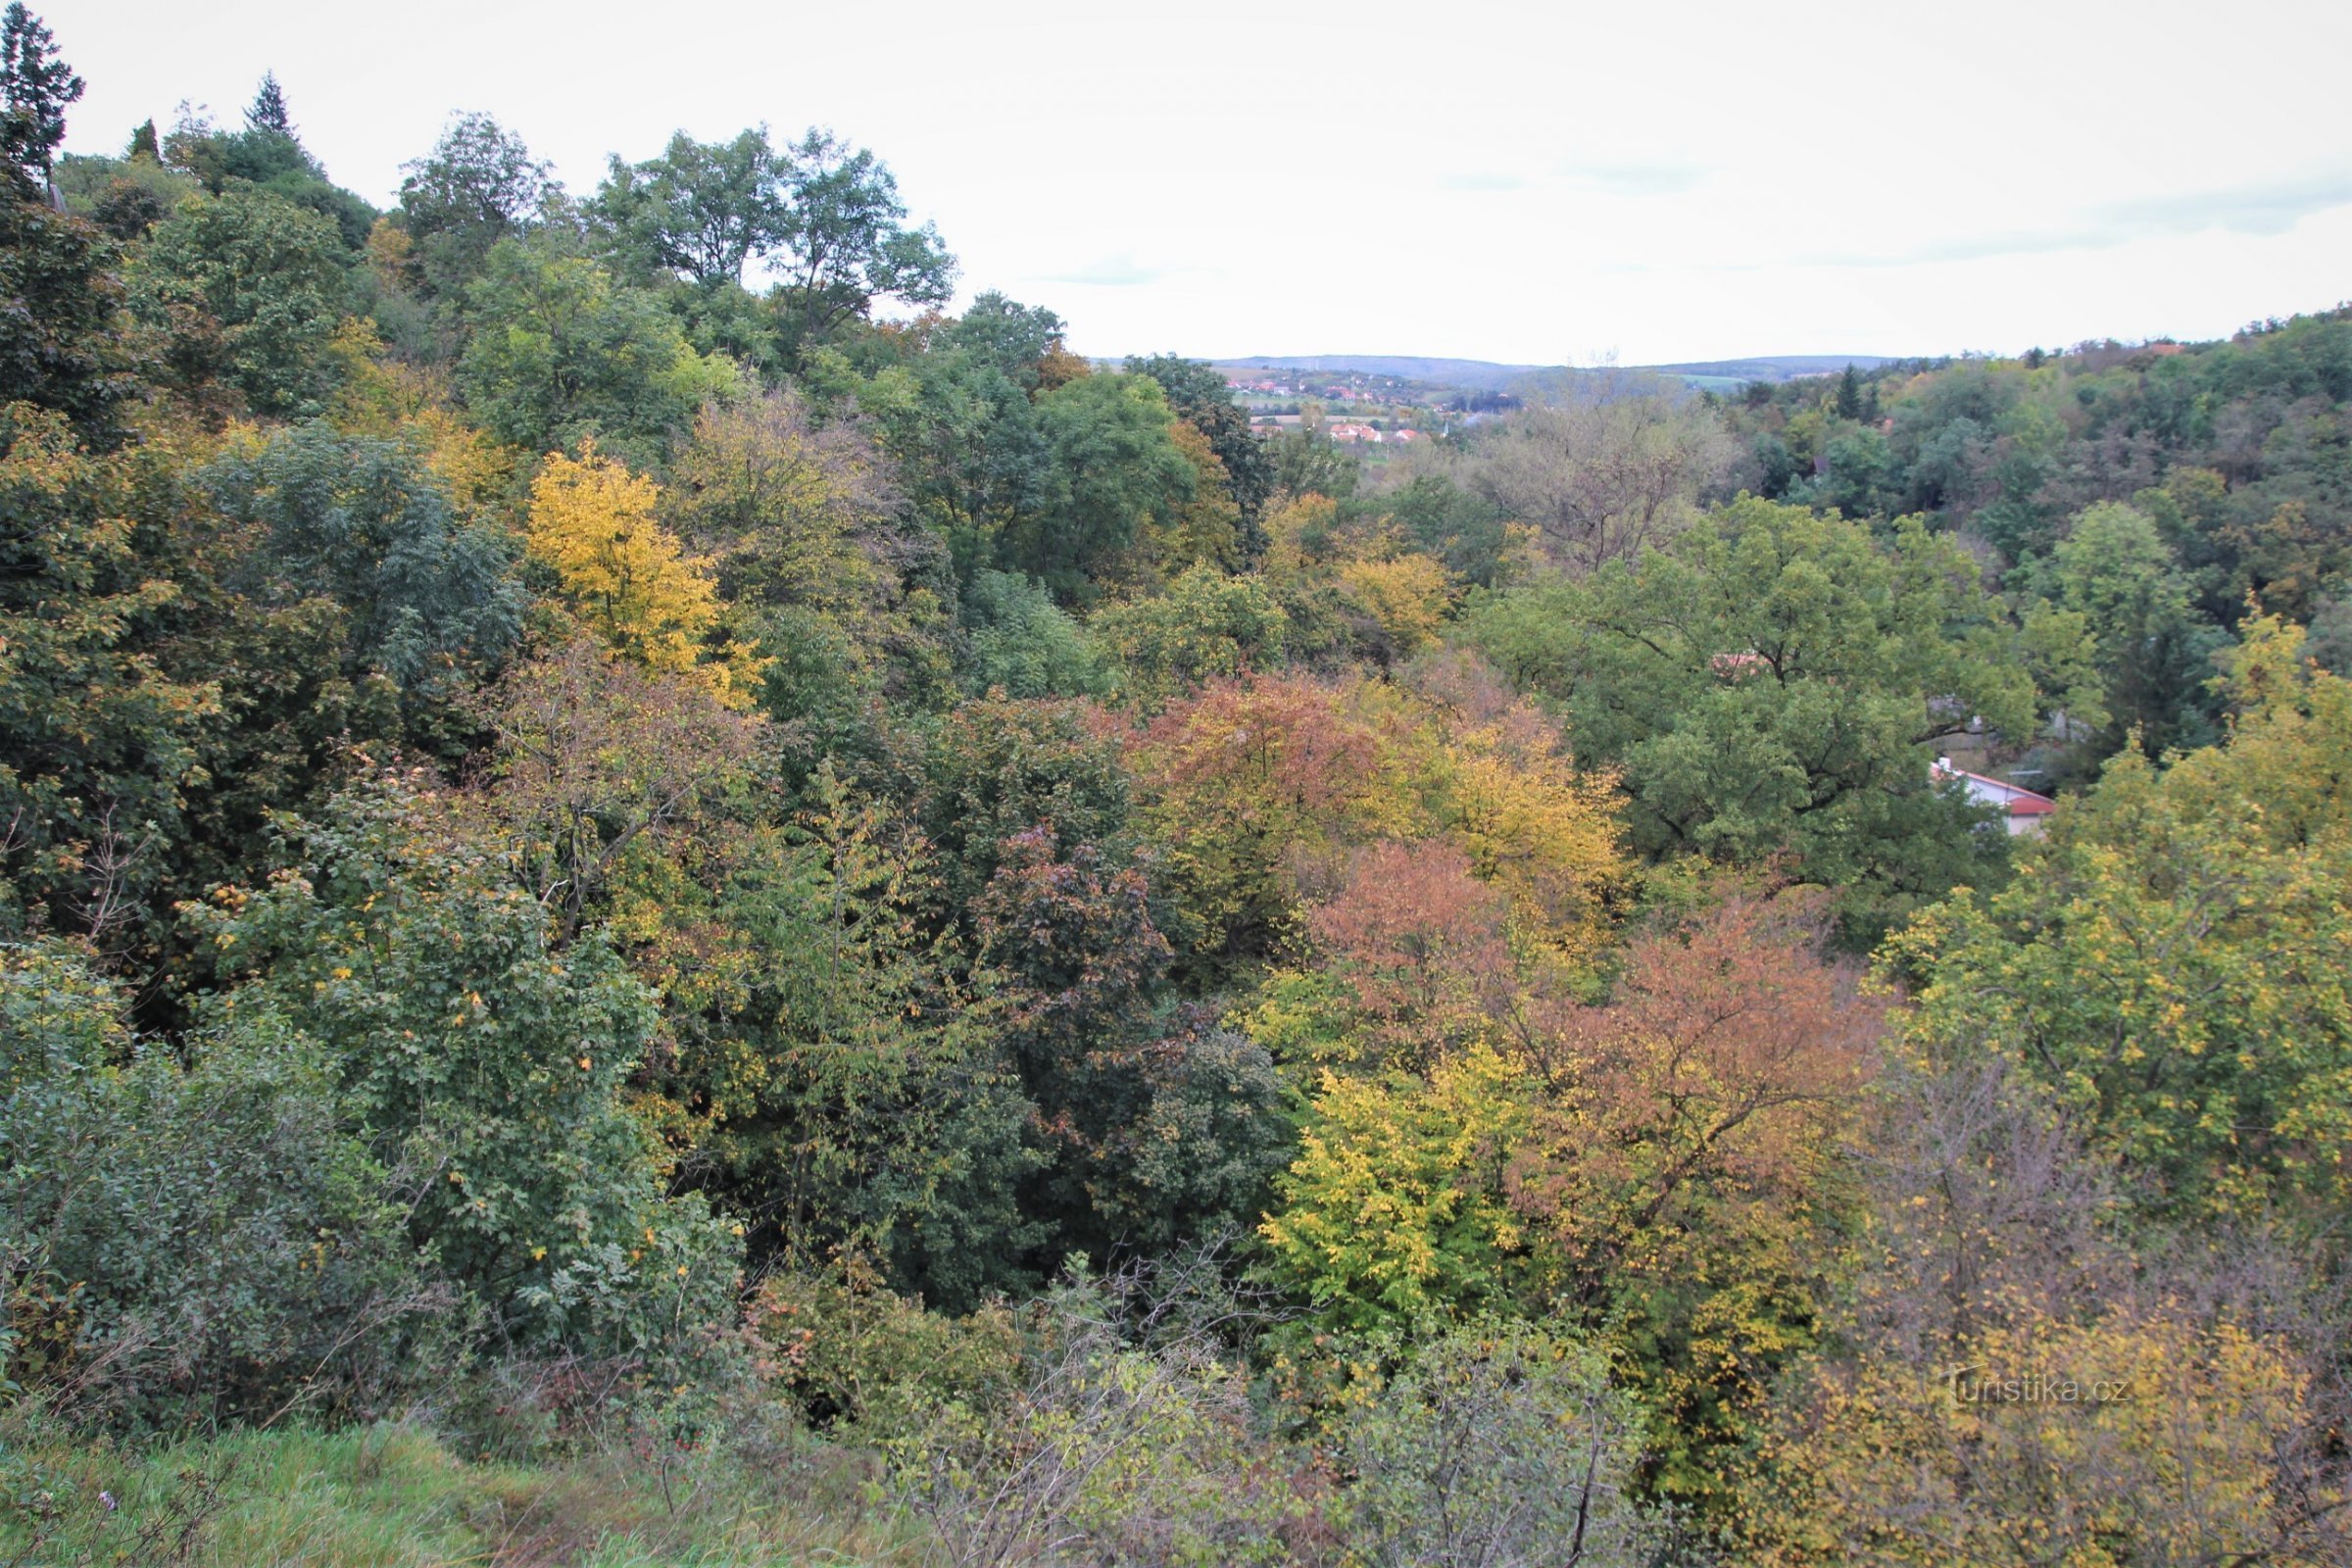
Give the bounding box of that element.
[1,943,446,1428]
[1339,1317,1648,1568]
[189,776,742,1373]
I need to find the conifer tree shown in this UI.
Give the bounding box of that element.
[245,70,292,136]
[126,116,158,160]
[0,3,81,190]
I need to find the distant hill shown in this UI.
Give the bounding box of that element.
[1215,356,1543,393]
[1628,355,1904,394]
[1212,354,1905,398]
[1639,355,1901,382]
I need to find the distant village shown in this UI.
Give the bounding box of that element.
[1218,368,1470,445]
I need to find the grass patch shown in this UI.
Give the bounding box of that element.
[1,1419,911,1566]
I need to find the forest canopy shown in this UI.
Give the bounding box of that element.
[4,13,2350,1563]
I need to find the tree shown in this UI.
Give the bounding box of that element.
[1338,554,1453,658]
[0,188,126,439]
[0,3,80,191]
[1126,354,1277,556]
[662,390,916,640]
[654,765,1040,1310]
[593,126,788,287]
[876,310,1060,572]
[1259,1041,1537,1332]
[190,776,740,1359]
[918,691,1135,924]
[1008,372,1196,598]
[1464,495,2102,941]
[1090,565,1289,703]
[1386,472,1514,587]
[957,569,1107,699]
[1833,363,1862,421]
[470,636,762,939]
[397,112,554,294]
[942,291,1069,390]
[525,444,766,708]
[0,943,445,1427]
[1505,897,1879,1504]
[154,104,376,252]
[769,127,955,358]
[244,71,292,137]
[1288,840,1520,1076]
[1749,1049,2350,1566]
[199,421,522,704]
[1341,1319,1646,1568]
[130,186,351,416]
[1466,387,1740,574]
[1129,674,1383,977]
[2027,500,2228,760]
[0,409,219,952]
[456,233,740,463]
[1888,615,2352,1225]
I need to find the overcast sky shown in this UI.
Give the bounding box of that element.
[51,0,2352,366]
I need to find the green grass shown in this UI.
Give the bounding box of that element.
[2,1420,914,1567]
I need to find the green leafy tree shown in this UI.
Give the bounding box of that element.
[457,233,740,463]
[160,105,376,251]
[877,316,1058,576]
[592,125,787,287]
[769,128,955,359]
[631,763,1040,1310]
[1464,494,2102,939]
[1889,615,2352,1225]
[1,942,442,1426]
[1008,372,1196,598]
[193,776,740,1358]
[396,112,554,295]
[957,569,1107,699]
[941,291,1068,390]
[1387,472,1513,588]
[199,421,523,705]
[131,186,352,416]
[0,191,126,439]
[0,410,218,950]
[2027,500,2229,760]
[1091,564,1289,703]
[1126,354,1277,556]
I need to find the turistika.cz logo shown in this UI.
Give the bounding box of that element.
[1938,1364,2136,1405]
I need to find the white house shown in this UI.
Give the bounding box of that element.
[1933,757,2056,836]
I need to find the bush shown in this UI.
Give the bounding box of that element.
[748,1256,1022,1439]
[189,777,743,1374]
[1,943,447,1428]
[884,1270,1326,1568]
[1092,566,1288,704]
[1339,1317,1649,1568]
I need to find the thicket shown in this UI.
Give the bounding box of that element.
[4,11,2350,1562]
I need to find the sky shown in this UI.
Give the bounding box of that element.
[50,0,2352,366]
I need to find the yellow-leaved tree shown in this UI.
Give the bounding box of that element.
[325,319,517,516]
[526,444,768,709]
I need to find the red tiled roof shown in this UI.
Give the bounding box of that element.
[1932,760,2056,815]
